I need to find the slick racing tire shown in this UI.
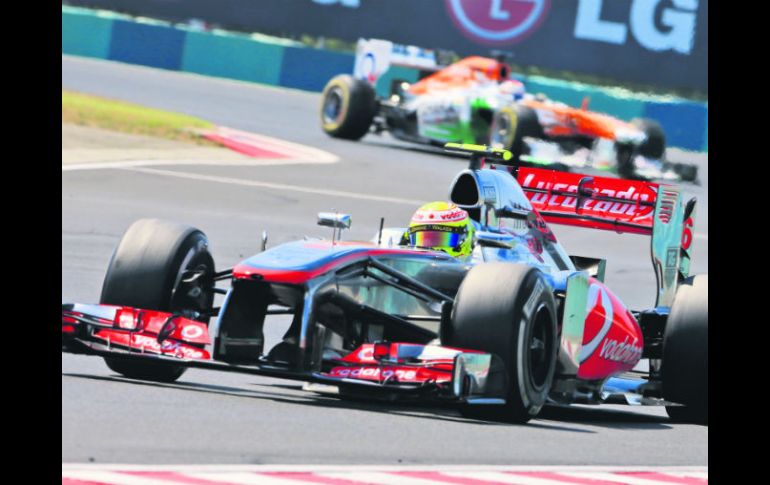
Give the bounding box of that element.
[100,219,216,383]
[443,263,558,424]
[320,74,377,140]
[614,142,637,180]
[415,263,471,300]
[662,274,708,425]
[614,119,666,180]
[489,104,543,161]
[631,118,666,159]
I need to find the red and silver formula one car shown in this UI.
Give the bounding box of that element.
[62,145,707,424]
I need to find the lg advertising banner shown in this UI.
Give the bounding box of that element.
[68,0,708,92]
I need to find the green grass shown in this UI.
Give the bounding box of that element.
[62,90,220,146]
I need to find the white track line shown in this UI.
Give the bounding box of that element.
[125,166,425,206]
[62,158,330,172]
[673,472,709,480]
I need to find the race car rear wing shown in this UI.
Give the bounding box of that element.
[443,143,696,308]
[353,38,443,86]
[516,166,696,308]
[517,167,659,236]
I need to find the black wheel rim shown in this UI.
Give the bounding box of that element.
[323,87,344,124]
[170,251,214,321]
[528,305,552,390]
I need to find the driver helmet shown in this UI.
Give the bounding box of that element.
[407,202,475,258]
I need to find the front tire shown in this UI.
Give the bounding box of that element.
[443,263,558,423]
[101,219,216,382]
[320,74,377,140]
[662,274,708,424]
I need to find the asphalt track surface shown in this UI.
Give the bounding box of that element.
[62,56,708,466]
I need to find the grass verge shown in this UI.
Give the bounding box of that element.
[62,90,220,146]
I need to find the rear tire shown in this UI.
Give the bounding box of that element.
[662,275,708,424]
[415,263,470,300]
[443,263,558,423]
[615,142,637,179]
[631,118,666,159]
[101,219,216,383]
[320,74,377,140]
[490,105,543,161]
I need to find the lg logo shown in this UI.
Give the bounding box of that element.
[575,0,699,54]
[445,0,698,54]
[445,0,551,45]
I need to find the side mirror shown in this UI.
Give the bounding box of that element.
[476,238,513,250]
[474,233,513,249]
[495,204,528,219]
[569,255,607,282]
[317,212,352,230]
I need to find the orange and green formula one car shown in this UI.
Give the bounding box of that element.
[320,39,697,183]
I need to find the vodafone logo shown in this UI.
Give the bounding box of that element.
[445,0,551,45]
[331,367,418,381]
[358,346,374,361]
[181,325,204,340]
[411,205,468,223]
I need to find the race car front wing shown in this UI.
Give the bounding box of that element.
[62,303,505,404]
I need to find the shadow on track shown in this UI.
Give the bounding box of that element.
[539,404,673,430]
[62,372,671,432]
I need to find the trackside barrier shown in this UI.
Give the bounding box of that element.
[279,47,354,92]
[61,7,117,58]
[61,6,708,152]
[181,31,285,86]
[642,100,708,153]
[109,18,186,71]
